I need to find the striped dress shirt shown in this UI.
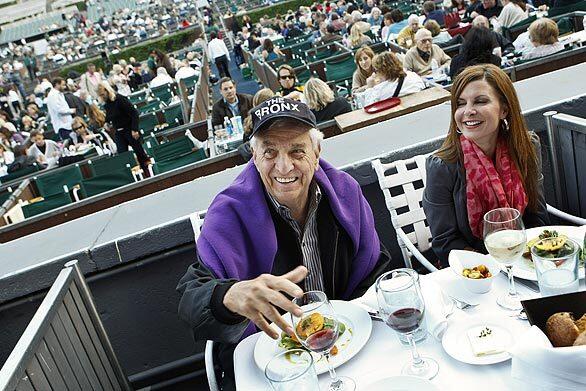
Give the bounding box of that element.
[266,182,325,292]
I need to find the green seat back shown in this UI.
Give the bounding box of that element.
[325,56,356,82]
[142,134,159,154]
[0,190,11,206]
[35,164,83,198]
[22,192,72,218]
[129,90,149,104]
[162,104,184,127]
[182,75,198,89]
[150,84,174,104]
[88,151,137,177]
[81,167,135,198]
[152,149,207,175]
[1,164,40,183]
[557,16,574,35]
[138,100,163,114]
[139,112,160,133]
[548,0,586,17]
[307,48,335,62]
[151,136,194,162]
[296,67,312,84]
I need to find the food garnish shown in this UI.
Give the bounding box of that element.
[467,325,504,356]
[462,264,492,279]
[279,313,347,355]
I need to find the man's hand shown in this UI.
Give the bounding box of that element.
[223,266,308,339]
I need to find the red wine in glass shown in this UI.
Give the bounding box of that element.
[305,328,338,353]
[386,308,423,333]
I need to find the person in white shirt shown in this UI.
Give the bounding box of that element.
[207,31,232,78]
[495,0,527,33]
[360,51,425,106]
[79,63,103,100]
[175,60,198,83]
[27,130,62,169]
[110,64,132,96]
[46,77,76,142]
[522,18,565,60]
[149,67,175,88]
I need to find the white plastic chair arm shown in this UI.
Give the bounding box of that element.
[546,204,586,226]
[396,229,439,272]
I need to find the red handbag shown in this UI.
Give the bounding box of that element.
[363,97,401,114]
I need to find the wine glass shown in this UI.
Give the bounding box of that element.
[483,207,527,311]
[376,270,439,379]
[291,291,355,391]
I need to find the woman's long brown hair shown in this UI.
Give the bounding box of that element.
[436,64,540,211]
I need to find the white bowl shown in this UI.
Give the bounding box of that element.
[448,250,500,294]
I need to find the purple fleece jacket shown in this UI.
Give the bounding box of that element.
[197,159,380,338]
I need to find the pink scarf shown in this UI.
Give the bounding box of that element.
[460,135,528,238]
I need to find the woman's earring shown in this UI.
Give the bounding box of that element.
[502,118,509,132]
[456,128,462,134]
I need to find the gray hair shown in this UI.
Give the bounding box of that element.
[250,126,324,152]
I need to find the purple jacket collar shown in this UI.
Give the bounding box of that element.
[197,159,380,338]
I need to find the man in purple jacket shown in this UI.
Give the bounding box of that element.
[177,98,390,390]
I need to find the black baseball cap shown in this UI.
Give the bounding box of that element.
[250,97,316,138]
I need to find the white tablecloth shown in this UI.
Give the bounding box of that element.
[233,268,586,390]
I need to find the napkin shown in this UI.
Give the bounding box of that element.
[510,325,586,390]
[356,279,450,340]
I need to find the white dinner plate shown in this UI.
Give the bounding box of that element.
[442,313,524,365]
[498,226,586,281]
[253,300,372,375]
[364,375,441,391]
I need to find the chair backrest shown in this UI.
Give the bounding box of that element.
[162,104,184,127]
[151,136,194,162]
[325,56,356,83]
[0,260,132,390]
[205,341,219,391]
[88,151,138,177]
[138,100,163,114]
[372,154,432,253]
[190,209,206,240]
[150,83,174,104]
[1,164,40,184]
[34,164,83,198]
[152,148,207,175]
[22,191,72,219]
[81,166,136,198]
[139,112,160,133]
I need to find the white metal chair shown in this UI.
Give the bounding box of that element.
[372,155,438,272]
[189,209,207,240]
[373,154,586,273]
[205,340,219,391]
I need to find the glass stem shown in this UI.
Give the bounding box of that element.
[506,264,518,297]
[324,352,342,390]
[407,333,424,368]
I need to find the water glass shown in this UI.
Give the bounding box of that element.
[531,237,580,297]
[264,349,319,391]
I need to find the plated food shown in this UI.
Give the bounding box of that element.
[279,312,348,356]
[545,312,586,347]
[524,229,585,264]
[462,264,492,279]
[253,301,372,375]
[466,326,504,357]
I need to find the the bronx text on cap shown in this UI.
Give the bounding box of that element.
[254,97,301,121]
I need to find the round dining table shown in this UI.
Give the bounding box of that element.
[233,265,586,390]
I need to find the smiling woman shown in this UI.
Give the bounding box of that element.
[422,64,550,266]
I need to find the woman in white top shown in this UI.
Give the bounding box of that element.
[27,130,62,169]
[149,67,175,88]
[110,64,132,96]
[496,0,527,32]
[360,51,425,106]
[523,18,565,60]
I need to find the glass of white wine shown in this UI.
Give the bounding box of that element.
[483,208,527,311]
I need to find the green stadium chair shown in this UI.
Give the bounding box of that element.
[34,164,83,198]
[87,151,138,177]
[80,166,136,198]
[150,83,175,105]
[151,136,194,162]
[162,104,184,127]
[296,67,313,84]
[138,100,163,114]
[557,17,574,35]
[0,164,40,184]
[142,134,159,154]
[128,90,149,104]
[0,189,12,206]
[152,149,207,175]
[241,66,253,80]
[548,0,586,17]
[22,191,72,219]
[325,56,357,83]
[139,112,160,133]
[181,74,198,91]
